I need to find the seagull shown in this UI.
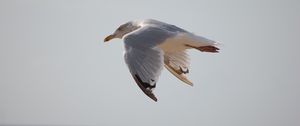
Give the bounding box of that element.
[104,19,219,102]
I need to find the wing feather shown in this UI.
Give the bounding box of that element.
[164,51,193,86]
[124,47,163,101]
[123,25,173,101]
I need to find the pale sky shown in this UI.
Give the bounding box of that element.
[0,0,299,126]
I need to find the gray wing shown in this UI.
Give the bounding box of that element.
[123,26,173,101]
[143,19,187,33]
[124,47,163,101]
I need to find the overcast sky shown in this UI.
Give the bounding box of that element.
[0,0,299,126]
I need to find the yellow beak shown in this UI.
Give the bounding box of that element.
[104,34,115,42]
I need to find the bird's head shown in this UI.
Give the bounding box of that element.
[104,21,140,42]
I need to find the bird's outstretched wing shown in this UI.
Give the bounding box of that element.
[123,26,174,101]
[124,47,163,101]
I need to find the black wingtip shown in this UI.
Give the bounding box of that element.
[147,92,158,102]
[133,74,158,102]
[153,98,158,102]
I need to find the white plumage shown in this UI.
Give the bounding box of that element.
[104,19,219,101]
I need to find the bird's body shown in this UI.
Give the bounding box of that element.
[104,19,219,101]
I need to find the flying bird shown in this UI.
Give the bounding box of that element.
[104,19,219,101]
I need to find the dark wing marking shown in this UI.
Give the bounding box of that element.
[133,74,157,102]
